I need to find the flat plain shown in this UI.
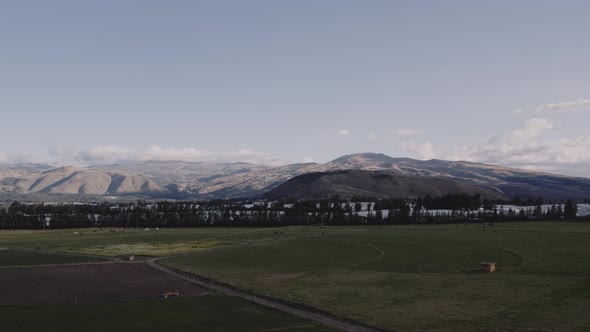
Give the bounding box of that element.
[2,222,590,331]
[0,228,336,332]
[163,222,590,331]
[0,294,334,332]
[0,262,207,305]
[0,227,296,257]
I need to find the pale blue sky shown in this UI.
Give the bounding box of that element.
[1,1,589,175]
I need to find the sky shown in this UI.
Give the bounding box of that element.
[1,1,589,176]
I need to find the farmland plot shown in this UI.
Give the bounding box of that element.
[0,262,207,305]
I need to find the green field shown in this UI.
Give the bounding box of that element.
[0,228,336,331]
[0,227,296,257]
[162,222,590,331]
[0,294,334,332]
[2,223,590,331]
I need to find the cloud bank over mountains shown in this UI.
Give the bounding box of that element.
[0,146,285,167]
[448,118,587,164]
[73,146,283,166]
[400,116,590,176]
[1,109,589,177]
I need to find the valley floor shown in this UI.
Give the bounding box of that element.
[2,222,590,331]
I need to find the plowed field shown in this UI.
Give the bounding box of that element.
[0,262,207,305]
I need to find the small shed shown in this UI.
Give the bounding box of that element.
[481,262,496,272]
[163,291,180,298]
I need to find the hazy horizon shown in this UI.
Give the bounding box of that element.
[1,1,589,176]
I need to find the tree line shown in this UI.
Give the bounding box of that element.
[0,193,581,229]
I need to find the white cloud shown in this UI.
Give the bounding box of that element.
[5,144,284,167]
[45,144,78,158]
[501,118,553,142]
[457,137,590,165]
[76,145,141,164]
[368,133,378,141]
[336,129,351,137]
[33,145,287,166]
[436,118,590,173]
[401,141,437,160]
[0,151,41,164]
[513,108,525,114]
[226,148,283,165]
[536,98,590,112]
[396,128,422,137]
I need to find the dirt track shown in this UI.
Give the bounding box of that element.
[147,258,388,332]
[0,262,207,305]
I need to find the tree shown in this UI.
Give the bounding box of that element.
[375,209,383,224]
[354,202,362,213]
[564,199,578,219]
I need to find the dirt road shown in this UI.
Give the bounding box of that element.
[146,258,388,332]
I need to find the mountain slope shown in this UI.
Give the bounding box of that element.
[97,161,319,198]
[262,170,508,200]
[1,153,589,200]
[317,153,590,200]
[2,167,167,196]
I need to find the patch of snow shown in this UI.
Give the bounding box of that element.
[577,203,590,217]
[489,204,590,217]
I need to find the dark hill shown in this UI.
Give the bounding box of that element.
[262,170,508,200]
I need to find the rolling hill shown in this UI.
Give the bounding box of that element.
[0,166,167,196]
[262,170,508,200]
[0,153,589,200]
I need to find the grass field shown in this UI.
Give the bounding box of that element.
[0,227,297,257]
[2,222,590,331]
[162,222,590,331]
[0,228,337,331]
[0,294,335,332]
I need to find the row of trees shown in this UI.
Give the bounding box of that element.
[0,194,581,229]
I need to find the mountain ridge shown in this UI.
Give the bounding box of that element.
[263,170,508,201]
[0,153,589,200]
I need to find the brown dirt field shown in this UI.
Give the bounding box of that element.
[0,262,207,305]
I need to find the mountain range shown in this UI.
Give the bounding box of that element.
[1,153,589,201]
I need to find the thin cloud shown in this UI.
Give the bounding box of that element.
[400,141,437,160]
[367,133,378,141]
[336,129,351,137]
[536,98,590,112]
[74,145,284,166]
[0,145,284,166]
[0,151,40,165]
[396,128,422,137]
